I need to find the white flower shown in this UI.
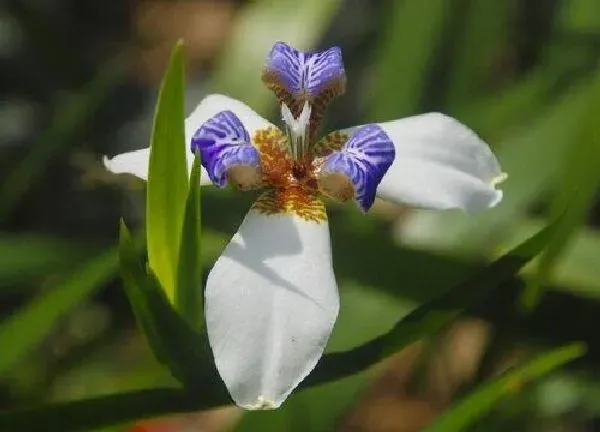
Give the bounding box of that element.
[104,41,505,410]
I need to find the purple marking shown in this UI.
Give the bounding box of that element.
[265,41,345,98]
[191,111,260,187]
[321,124,395,211]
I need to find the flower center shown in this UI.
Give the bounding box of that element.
[251,125,326,223]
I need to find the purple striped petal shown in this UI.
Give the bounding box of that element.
[263,41,345,98]
[191,111,260,188]
[319,125,395,211]
[262,42,346,142]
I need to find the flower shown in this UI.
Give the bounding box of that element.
[104,41,506,410]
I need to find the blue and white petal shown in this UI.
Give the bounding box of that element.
[205,210,339,409]
[103,94,272,185]
[262,41,345,101]
[373,113,506,213]
[191,110,260,189]
[318,124,395,212]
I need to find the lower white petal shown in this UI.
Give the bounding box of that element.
[205,210,339,409]
[375,113,506,213]
[103,94,273,185]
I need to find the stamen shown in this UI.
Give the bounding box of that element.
[280,101,311,161]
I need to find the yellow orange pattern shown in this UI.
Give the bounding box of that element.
[252,127,327,223]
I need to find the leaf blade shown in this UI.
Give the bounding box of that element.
[423,343,585,432]
[307,217,561,385]
[146,41,188,302]
[119,221,222,394]
[0,246,118,377]
[175,154,203,328]
[524,69,600,309]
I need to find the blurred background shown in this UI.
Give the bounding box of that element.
[1,0,600,431]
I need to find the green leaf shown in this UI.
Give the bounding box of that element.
[306,217,560,386]
[445,0,515,110]
[175,154,203,328]
[0,234,93,287]
[146,41,188,302]
[118,221,222,394]
[0,246,118,377]
[497,218,600,298]
[0,388,205,432]
[523,69,600,310]
[423,343,586,432]
[0,217,561,432]
[369,0,450,120]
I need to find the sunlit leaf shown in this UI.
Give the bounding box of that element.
[424,343,585,431]
[146,41,188,302]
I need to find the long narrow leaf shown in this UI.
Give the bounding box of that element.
[0,388,205,432]
[307,217,561,385]
[175,154,203,328]
[119,222,221,393]
[146,41,188,301]
[0,234,93,287]
[424,343,585,431]
[0,246,118,377]
[0,216,562,431]
[523,69,600,309]
[369,0,450,120]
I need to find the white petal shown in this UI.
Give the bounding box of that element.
[205,210,339,409]
[103,94,273,184]
[374,113,506,213]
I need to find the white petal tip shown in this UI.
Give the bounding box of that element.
[491,172,508,187]
[101,147,150,180]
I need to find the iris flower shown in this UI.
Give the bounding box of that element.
[105,41,505,410]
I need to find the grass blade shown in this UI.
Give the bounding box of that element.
[424,343,585,431]
[0,246,118,377]
[0,234,93,287]
[307,217,561,385]
[0,388,206,432]
[175,154,203,328]
[523,69,600,310]
[146,41,188,301]
[119,222,222,393]
[369,0,450,120]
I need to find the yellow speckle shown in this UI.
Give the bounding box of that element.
[492,172,508,187]
[252,127,327,223]
[246,396,278,410]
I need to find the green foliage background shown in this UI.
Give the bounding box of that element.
[1,0,600,430]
